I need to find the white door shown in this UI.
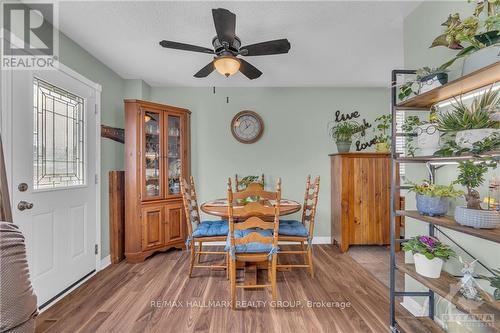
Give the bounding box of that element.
[6,67,99,307]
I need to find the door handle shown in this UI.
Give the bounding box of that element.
[17,201,34,211]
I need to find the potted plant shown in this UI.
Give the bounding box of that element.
[403,112,442,156]
[329,121,362,153]
[238,175,261,189]
[478,268,500,300]
[373,114,391,152]
[436,88,499,149]
[434,132,500,157]
[403,236,456,278]
[399,66,449,101]
[409,181,463,216]
[431,0,499,74]
[454,159,500,229]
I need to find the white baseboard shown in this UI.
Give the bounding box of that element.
[100,255,111,270]
[202,237,331,246]
[313,237,331,244]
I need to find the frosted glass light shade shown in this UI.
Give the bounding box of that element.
[214,56,240,77]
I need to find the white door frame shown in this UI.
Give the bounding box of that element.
[1,62,103,271]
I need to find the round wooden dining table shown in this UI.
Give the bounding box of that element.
[200,198,302,218]
[200,198,302,280]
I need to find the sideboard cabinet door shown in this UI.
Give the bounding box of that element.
[165,202,185,244]
[141,204,165,251]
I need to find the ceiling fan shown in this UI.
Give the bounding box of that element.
[159,8,291,80]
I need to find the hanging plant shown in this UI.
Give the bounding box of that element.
[431,0,500,69]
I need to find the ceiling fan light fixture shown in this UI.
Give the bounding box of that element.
[214,56,240,77]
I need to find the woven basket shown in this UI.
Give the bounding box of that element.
[455,206,500,229]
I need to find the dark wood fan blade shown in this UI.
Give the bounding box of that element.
[239,59,262,80]
[240,39,291,56]
[194,61,215,78]
[159,40,214,54]
[212,8,236,45]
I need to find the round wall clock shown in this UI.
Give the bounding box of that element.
[231,111,264,144]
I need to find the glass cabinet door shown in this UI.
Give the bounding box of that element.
[167,115,182,196]
[142,110,163,200]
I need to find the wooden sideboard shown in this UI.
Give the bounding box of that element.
[124,100,190,263]
[330,152,397,252]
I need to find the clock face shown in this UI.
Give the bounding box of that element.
[231,111,264,144]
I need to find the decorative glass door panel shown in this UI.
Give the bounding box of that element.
[167,115,181,196]
[142,110,163,200]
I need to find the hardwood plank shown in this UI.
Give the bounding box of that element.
[396,316,445,333]
[36,245,405,332]
[397,210,500,244]
[398,263,500,332]
[109,170,125,264]
[77,312,112,332]
[396,61,500,108]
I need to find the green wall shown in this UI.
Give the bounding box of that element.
[59,33,125,259]
[57,27,390,256]
[149,87,389,239]
[404,0,474,79]
[403,1,500,327]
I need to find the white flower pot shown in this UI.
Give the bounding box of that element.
[414,253,443,278]
[455,128,499,149]
[416,124,440,155]
[462,46,500,76]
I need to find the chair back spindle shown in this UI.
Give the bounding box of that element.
[301,176,320,239]
[180,176,201,239]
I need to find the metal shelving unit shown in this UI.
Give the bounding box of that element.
[389,63,500,333]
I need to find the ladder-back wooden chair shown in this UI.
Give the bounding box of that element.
[277,175,320,277]
[235,174,265,192]
[226,179,281,309]
[181,177,228,277]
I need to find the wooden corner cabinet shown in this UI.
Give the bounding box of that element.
[124,99,190,263]
[330,152,397,253]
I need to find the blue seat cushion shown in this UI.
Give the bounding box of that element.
[192,220,229,238]
[278,220,309,237]
[225,228,274,253]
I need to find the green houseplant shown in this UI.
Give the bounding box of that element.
[409,181,463,216]
[436,88,500,149]
[431,0,500,73]
[238,175,260,189]
[398,66,449,101]
[373,114,392,152]
[434,132,500,157]
[329,121,362,153]
[478,268,500,300]
[454,159,500,228]
[236,175,262,204]
[403,236,456,278]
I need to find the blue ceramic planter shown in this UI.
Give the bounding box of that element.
[416,194,449,217]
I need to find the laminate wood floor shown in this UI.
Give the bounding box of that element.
[35,245,403,333]
[347,245,405,291]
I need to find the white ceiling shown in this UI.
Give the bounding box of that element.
[58,1,421,87]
